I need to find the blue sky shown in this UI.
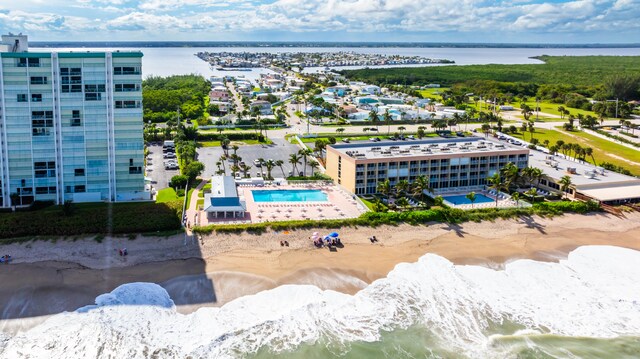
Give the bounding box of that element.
[0,0,638,43]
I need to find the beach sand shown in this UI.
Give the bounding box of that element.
[1,212,640,331]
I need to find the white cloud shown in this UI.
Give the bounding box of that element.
[0,0,638,41]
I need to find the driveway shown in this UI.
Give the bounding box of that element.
[146,144,180,190]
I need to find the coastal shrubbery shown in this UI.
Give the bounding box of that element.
[192,201,601,235]
[0,201,183,242]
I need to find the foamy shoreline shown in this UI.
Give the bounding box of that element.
[1,212,640,322]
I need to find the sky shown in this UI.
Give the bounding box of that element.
[0,0,638,43]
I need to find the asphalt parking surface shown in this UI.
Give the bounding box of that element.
[197,138,313,179]
[146,144,180,190]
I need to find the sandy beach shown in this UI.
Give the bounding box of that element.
[1,212,640,329]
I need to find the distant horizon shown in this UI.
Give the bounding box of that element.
[29,41,640,49]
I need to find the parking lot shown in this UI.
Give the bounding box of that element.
[197,138,313,179]
[146,144,180,190]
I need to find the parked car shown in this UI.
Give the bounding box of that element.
[163,153,176,159]
[342,138,350,143]
[253,159,262,167]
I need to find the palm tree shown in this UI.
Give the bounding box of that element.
[309,160,320,177]
[240,163,252,178]
[500,162,519,190]
[487,172,504,207]
[521,104,532,122]
[298,148,313,177]
[525,187,538,202]
[231,145,239,156]
[230,164,240,177]
[368,109,379,131]
[335,127,345,134]
[288,153,301,176]
[264,159,276,180]
[527,121,535,141]
[383,108,393,135]
[461,191,475,207]
[395,179,410,196]
[511,192,521,207]
[412,176,432,203]
[559,175,572,199]
[481,123,491,137]
[220,136,231,156]
[557,106,565,120]
[584,147,596,165]
[275,159,285,177]
[398,126,406,135]
[395,196,410,211]
[377,179,391,199]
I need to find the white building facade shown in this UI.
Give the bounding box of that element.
[0,35,147,208]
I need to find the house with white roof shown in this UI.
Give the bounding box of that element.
[203,176,246,219]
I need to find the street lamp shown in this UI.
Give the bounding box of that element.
[606,98,619,119]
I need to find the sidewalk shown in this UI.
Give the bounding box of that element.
[185,178,209,235]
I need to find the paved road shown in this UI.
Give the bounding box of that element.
[146,144,180,190]
[197,137,314,179]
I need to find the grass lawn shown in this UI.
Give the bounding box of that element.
[156,188,181,203]
[521,100,600,118]
[185,188,195,209]
[196,198,204,209]
[514,114,563,123]
[417,87,450,100]
[511,128,640,175]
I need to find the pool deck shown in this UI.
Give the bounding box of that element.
[438,190,526,210]
[243,184,366,223]
[193,183,367,225]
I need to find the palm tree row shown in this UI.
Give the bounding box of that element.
[375,175,433,211]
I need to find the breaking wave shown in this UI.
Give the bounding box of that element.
[1,245,639,358]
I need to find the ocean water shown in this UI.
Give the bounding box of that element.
[30,46,640,79]
[1,245,639,358]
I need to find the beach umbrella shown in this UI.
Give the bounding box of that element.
[328,232,339,238]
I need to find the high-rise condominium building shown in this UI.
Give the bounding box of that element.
[0,34,148,208]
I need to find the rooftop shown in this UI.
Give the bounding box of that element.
[527,148,640,188]
[203,176,246,212]
[329,137,528,161]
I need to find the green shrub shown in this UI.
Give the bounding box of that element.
[0,201,183,241]
[192,201,602,235]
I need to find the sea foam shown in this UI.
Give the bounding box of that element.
[1,245,639,358]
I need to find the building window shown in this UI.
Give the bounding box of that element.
[19,58,40,67]
[30,76,47,85]
[74,168,85,176]
[17,94,27,102]
[32,111,54,136]
[34,161,56,178]
[115,100,141,109]
[36,186,57,194]
[115,83,140,92]
[70,110,82,126]
[85,93,101,101]
[129,166,142,174]
[114,66,140,75]
[84,84,105,93]
[31,94,42,102]
[74,185,86,193]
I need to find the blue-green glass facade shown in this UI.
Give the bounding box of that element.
[0,51,147,207]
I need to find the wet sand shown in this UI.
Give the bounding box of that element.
[1,212,640,331]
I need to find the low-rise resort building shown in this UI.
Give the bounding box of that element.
[325,138,530,195]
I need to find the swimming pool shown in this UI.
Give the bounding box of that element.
[252,189,328,202]
[442,193,495,205]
